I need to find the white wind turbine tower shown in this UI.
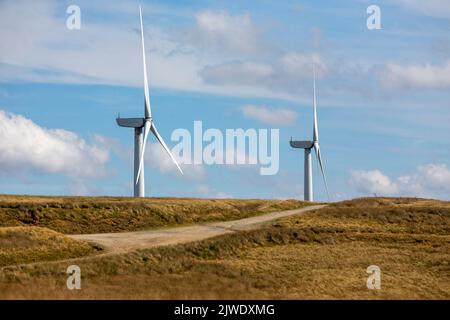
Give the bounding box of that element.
[290,65,329,202]
[117,6,183,197]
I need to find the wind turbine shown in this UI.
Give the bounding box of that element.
[290,65,329,202]
[117,6,183,197]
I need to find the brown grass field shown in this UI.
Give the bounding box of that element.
[0,196,449,299]
[0,227,99,267]
[0,195,309,234]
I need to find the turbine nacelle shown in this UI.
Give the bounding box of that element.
[116,117,145,128]
[290,140,314,149]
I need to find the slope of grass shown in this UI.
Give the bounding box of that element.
[0,195,310,234]
[0,197,448,299]
[0,226,99,267]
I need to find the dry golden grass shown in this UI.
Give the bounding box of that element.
[0,197,448,299]
[0,226,99,267]
[0,195,309,234]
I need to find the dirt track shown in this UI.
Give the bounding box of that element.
[69,205,325,254]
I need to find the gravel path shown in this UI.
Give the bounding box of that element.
[69,205,325,254]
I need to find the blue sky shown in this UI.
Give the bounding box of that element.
[0,0,449,200]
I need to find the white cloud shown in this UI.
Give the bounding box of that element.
[0,110,109,178]
[241,105,297,126]
[350,169,399,196]
[412,163,450,193]
[199,53,326,97]
[350,163,450,199]
[189,10,261,55]
[380,60,450,90]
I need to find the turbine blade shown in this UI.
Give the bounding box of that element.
[314,142,330,200]
[150,123,183,174]
[139,6,151,118]
[136,121,151,184]
[313,63,319,142]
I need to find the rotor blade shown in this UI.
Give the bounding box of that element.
[135,121,151,184]
[139,6,151,118]
[150,123,183,174]
[313,63,319,142]
[314,142,330,200]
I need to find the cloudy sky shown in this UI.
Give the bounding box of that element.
[0,0,449,200]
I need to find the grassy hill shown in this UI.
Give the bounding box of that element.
[0,226,99,267]
[0,197,449,299]
[0,195,310,234]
